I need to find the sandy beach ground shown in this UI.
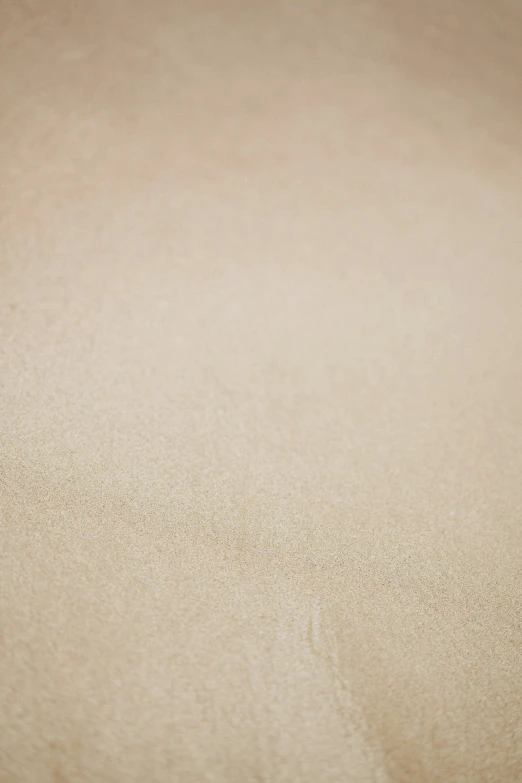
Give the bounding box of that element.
[1,2,522,780]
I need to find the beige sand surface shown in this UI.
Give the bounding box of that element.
[1,1,522,781]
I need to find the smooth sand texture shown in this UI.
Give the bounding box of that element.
[1,1,522,781]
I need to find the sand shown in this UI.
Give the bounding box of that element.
[1,1,521,780]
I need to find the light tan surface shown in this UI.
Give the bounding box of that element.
[1,1,522,781]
